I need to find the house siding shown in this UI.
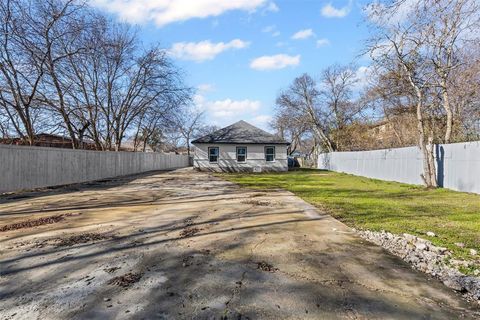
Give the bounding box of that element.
[193,143,288,172]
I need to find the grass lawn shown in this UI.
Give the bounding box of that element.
[220,169,480,270]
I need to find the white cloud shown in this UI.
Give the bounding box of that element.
[364,0,419,26]
[194,93,265,125]
[197,83,215,93]
[316,38,330,47]
[321,1,352,18]
[266,2,279,12]
[354,66,374,91]
[262,25,276,33]
[262,25,280,37]
[250,115,273,129]
[206,99,261,118]
[291,28,315,40]
[193,94,207,111]
[91,0,271,26]
[250,54,300,70]
[170,39,249,62]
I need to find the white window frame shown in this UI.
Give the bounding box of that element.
[236,146,247,163]
[208,146,219,163]
[265,146,275,162]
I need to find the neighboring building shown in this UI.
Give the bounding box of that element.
[121,140,154,152]
[0,133,97,150]
[191,120,290,172]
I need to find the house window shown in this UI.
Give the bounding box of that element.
[236,146,247,162]
[208,147,219,163]
[265,146,275,162]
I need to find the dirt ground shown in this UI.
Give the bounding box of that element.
[0,168,479,319]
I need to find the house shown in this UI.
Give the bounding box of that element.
[191,120,290,172]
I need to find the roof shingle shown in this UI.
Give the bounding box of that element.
[191,120,289,145]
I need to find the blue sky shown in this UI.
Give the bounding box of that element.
[92,0,372,130]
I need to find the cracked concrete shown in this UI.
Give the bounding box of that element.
[0,168,479,319]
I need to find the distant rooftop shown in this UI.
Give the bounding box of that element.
[191,120,289,145]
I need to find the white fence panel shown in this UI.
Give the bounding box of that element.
[318,141,480,194]
[0,145,190,193]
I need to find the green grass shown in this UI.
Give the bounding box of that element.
[219,169,480,268]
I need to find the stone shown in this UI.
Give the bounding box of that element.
[415,243,428,251]
[431,246,448,255]
[443,278,463,292]
[426,231,436,237]
[417,262,428,272]
[405,243,416,252]
[356,229,480,302]
[455,242,465,248]
[403,233,417,242]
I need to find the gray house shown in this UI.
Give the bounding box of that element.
[191,120,290,172]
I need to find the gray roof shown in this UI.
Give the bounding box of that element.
[191,120,289,145]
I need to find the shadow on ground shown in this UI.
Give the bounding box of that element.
[0,168,478,319]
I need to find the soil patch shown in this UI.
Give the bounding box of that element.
[55,232,112,247]
[104,267,121,274]
[0,213,77,232]
[180,227,201,238]
[256,261,278,272]
[183,216,198,227]
[249,193,267,198]
[241,199,271,206]
[107,272,143,288]
[182,255,194,267]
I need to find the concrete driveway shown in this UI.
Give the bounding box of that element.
[0,168,478,319]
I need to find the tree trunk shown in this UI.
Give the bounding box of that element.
[442,87,453,144]
[416,99,437,187]
[401,55,437,188]
[312,126,334,152]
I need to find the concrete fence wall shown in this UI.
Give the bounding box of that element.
[0,144,190,193]
[318,141,480,194]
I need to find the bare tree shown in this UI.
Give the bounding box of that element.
[271,112,308,155]
[175,108,204,156]
[450,44,480,141]
[35,0,93,148]
[0,0,67,144]
[275,66,368,153]
[365,0,480,186]
[0,0,192,150]
[366,1,437,187]
[319,64,369,150]
[276,74,335,152]
[366,68,420,148]
[424,0,480,143]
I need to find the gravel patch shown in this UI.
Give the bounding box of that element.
[0,213,77,232]
[256,261,278,272]
[180,227,201,238]
[357,229,480,303]
[55,232,113,247]
[107,272,143,288]
[241,199,271,206]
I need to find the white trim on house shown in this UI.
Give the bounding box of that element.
[208,146,219,163]
[193,143,288,172]
[236,146,247,163]
[264,145,275,162]
[191,120,289,172]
